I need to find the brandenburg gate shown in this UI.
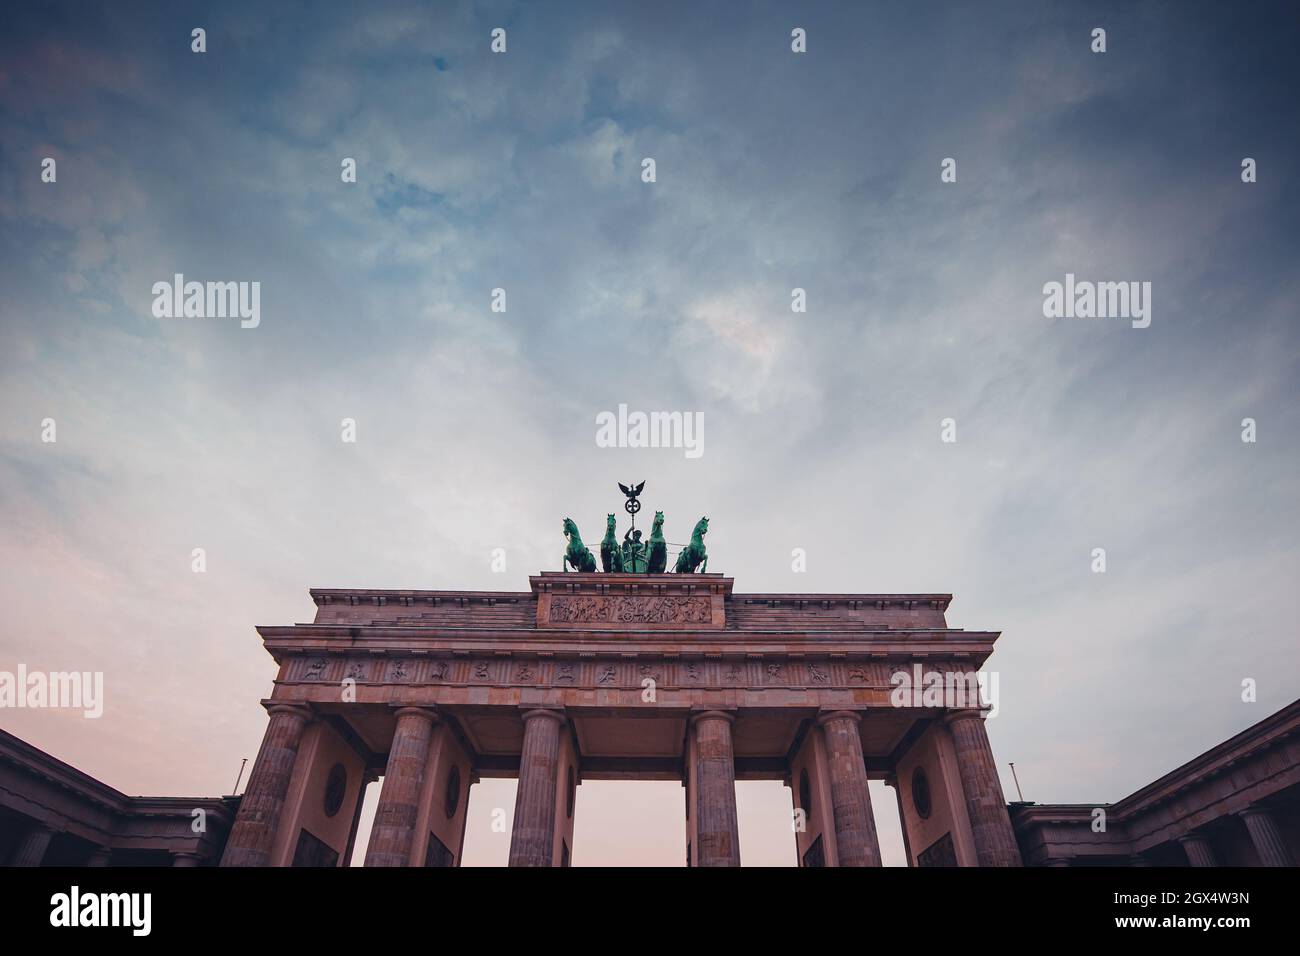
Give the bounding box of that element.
[219,569,1022,867]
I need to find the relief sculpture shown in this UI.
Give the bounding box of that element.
[549,595,712,625]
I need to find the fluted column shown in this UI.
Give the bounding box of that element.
[220,702,313,867]
[1179,833,1218,867]
[509,708,565,867]
[944,709,1022,867]
[817,711,881,866]
[690,710,741,867]
[1238,806,1293,867]
[10,824,54,866]
[85,846,112,867]
[366,706,438,867]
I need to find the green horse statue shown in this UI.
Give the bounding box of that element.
[600,514,624,572]
[673,516,709,573]
[646,510,668,573]
[562,517,597,572]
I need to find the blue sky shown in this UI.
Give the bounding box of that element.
[1,0,1298,864]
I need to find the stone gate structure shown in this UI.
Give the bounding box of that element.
[219,573,1021,867]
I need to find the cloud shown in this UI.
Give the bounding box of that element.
[1,0,1297,858]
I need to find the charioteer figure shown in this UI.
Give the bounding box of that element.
[623,528,648,574]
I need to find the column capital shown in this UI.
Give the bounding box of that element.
[1235,804,1274,820]
[262,700,313,720]
[520,706,566,727]
[942,707,991,725]
[816,709,862,727]
[688,708,736,726]
[392,704,439,724]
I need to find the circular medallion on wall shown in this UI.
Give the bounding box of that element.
[445,765,461,818]
[911,766,932,819]
[323,763,347,817]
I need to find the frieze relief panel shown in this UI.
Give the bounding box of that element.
[288,656,956,691]
[536,590,726,630]
[549,595,712,625]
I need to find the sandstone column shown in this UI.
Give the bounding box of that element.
[85,846,112,867]
[1238,806,1293,867]
[10,824,54,866]
[221,702,313,867]
[366,706,438,867]
[508,708,565,867]
[817,711,882,866]
[171,852,202,867]
[1179,833,1218,867]
[690,710,741,867]
[944,709,1022,867]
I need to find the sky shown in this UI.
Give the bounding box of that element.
[1,0,1298,866]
